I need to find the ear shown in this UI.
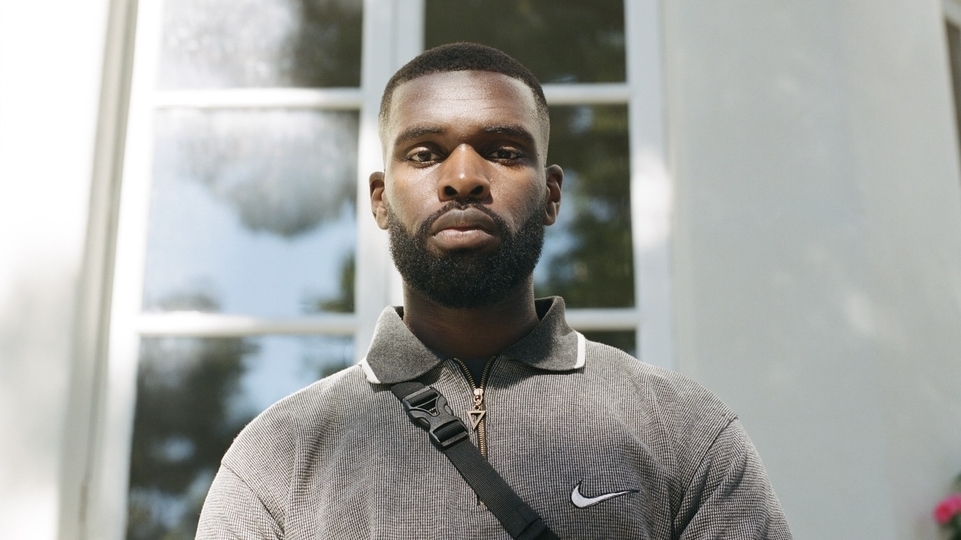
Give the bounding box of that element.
[542,165,563,226]
[369,171,389,230]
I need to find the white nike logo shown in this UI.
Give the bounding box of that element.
[570,481,638,508]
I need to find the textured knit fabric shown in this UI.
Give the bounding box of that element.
[196,297,792,539]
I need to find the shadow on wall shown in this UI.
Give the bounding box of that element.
[0,264,78,539]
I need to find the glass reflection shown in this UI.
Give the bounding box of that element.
[126,334,353,540]
[425,0,625,84]
[534,105,634,308]
[947,21,961,152]
[159,0,363,89]
[582,330,636,357]
[143,109,358,317]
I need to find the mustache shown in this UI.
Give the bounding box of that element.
[418,201,507,237]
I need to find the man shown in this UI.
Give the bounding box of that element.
[197,42,792,539]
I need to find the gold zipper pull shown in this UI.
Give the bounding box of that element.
[468,388,486,431]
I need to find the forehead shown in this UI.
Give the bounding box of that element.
[385,71,544,148]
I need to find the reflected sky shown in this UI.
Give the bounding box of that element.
[143,177,354,316]
[228,335,354,423]
[143,109,357,317]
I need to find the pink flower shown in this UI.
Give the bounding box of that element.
[935,494,961,525]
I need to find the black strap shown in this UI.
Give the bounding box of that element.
[391,381,559,540]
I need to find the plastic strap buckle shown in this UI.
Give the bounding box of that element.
[401,386,470,449]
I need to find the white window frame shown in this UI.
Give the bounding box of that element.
[71,1,673,538]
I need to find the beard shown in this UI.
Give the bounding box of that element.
[387,201,545,309]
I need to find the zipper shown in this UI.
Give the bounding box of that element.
[451,356,496,459]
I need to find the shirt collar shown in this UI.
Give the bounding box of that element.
[360,296,585,385]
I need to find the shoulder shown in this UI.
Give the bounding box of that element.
[582,338,735,421]
[580,338,738,482]
[218,364,374,500]
[226,363,373,454]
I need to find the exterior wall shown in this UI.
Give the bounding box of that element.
[0,0,112,538]
[665,1,961,538]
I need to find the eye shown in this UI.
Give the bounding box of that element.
[490,146,524,161]
[405,148,442,164]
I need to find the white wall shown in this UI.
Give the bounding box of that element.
[665,1,961,538]
[0,1,112,538]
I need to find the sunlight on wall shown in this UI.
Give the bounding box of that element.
[0,0,111,538]
[631,148,673,251]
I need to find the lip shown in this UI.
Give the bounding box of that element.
[429,207,498,236]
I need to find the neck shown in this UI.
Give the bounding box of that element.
[401,280,540,364]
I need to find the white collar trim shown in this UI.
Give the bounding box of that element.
[574,331,586,369]
[358,357,381,384]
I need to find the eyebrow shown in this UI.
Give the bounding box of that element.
[392,124,538,149]
[483,125,537,147]
[393,126,445,149]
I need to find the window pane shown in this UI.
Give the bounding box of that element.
[127,335,353,540]
[424,0,625,84]
[143,109,357,317]
[159,0,362,89]
[583,330,636,357]
[535,105,634,308]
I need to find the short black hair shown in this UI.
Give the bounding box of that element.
[378,42,550,146]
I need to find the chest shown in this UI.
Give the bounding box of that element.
[283,373,681,539]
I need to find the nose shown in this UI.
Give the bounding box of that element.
[438,144,491,202]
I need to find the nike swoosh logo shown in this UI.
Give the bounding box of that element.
[570,481,638,508]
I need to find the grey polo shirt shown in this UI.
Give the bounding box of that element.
[196,297,792,539]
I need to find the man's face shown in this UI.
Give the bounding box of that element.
[369,70,563,308]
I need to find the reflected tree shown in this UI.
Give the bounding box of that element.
[156,0,363,236]
[127,292,354,539]
[159,0,362,88]
[289,0,363,87]
[127,295,257,540]
[581,330,636,358]
[425,0,625,83]
[424,0,634,327]
[535,105,634,309]
[154,109,358,239]
[131,2,365,538]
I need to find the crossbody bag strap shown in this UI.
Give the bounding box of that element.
[391,381,559,540]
